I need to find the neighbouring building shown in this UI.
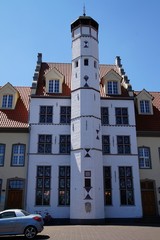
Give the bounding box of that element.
[26,14,142,221]
[0,83,30,210]
[135,90,160,216]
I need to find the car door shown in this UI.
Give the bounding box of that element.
[0,211,17,234]
[0,218,10,234]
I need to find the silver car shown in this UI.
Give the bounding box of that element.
[0,209,44,239]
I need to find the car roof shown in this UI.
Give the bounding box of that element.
[0,209,23,214]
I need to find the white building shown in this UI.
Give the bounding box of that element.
[26,14,142,222]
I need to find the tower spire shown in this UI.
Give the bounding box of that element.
[83,3,86,16]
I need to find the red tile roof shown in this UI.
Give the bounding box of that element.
[135,91,160,132]
[0,64,159,133]
[36,63,160,132]
[0,87,30,129]
[36,63,72,96]
[35,62,130,98]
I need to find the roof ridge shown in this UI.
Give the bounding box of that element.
[46,62,71,64]
[99,63,116,66]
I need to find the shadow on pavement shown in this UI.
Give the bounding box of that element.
[0,234,50,240]
[44,217,160,228]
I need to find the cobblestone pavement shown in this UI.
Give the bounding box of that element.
[37,225,160,240]
[0,225,160,240]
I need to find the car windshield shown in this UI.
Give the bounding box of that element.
[20,210,30,216]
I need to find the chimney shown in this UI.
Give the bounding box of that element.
[115,56,122,67]
[37,53,42,64]
[123,75,129,84]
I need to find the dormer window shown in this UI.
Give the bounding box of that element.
[108,81,118,95]
[49,80,59,93]
[45,67,64,94]
[2,94,13,108]
[101,70,122,96]
[0,83,19,109]
[140,100,150,113]
[135,89,153,115]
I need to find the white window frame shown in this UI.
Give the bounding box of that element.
[108,81,118,95]
[140,100,150,114]
[2,95,13,108]
[11,144,25,166]
[0,144,5,166]
[48,80,60,93]
[138,147,151,169]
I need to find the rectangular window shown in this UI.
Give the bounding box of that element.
[119,166,134,205]
[36,166,51,205]
[104,167,112,205]
[58,166,70,205]
[158,147,160,161]
[75,61,78,68]
[38,135,52,154]
[2,95,13,108]
[0,144,5,166]
[84,171,91,177]
[49,80,59,93]
[11,144,25,166]
[115,108,128,125]
[108,81,118,95]
[140,100,150,113]
[0,179,2,201]
[85,178,91,188]
[84,170,91,188]
[60,106,71,124]
[117,136,131,154]
[9,179,24,189]
[59,135,70,154]
[39,106,53,123]
[101,107,109,125]
[138,147,151,168]
[94,60,97,68]
[102,136,110,154]
[84,58,89,66]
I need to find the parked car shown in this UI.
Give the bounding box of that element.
[0,209,44,239]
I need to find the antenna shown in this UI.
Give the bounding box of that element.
[83,3,86,16]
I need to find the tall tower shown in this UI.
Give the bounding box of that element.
[70,14,104,222]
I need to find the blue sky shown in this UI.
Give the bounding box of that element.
[0,0,160,91]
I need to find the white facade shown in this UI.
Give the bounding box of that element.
[102,99,142,218]
[27,98,71,218]
[26,15,142,221]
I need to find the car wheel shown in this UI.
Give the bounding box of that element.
[24,226,37,239]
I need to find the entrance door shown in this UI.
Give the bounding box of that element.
[6,179,24,209]
[7,190,23,209]
[141,180,157,216]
